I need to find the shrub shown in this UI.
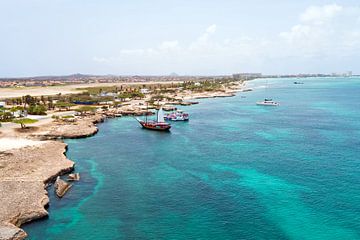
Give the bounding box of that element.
[27,104,47,115]
[75,106,97,115]
[12,118,38,128]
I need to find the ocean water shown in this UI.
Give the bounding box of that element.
[24,77,360,240]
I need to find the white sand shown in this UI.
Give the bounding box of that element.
[0,138,44,151]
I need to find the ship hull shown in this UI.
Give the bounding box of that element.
[139,121,171,131]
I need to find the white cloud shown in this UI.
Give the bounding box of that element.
[92,6,360,74]
[206,24,217,34]
[192,24,217,47]
[279,4,360,57]
[300,4,343,25]
[159,41,179,51]
[119,48,157,56]
[92,56,110,63]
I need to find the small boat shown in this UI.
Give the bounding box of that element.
[136,107,171,131]
[256,98,279,106]
[242,88,253,92]
[164,110,189,121]
[293,81,304,84]
[257,80,279,106]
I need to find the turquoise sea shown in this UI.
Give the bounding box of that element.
[24,77,360,240]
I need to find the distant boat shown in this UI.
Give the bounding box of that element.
[136,107,171,131]
[256,98,279,106]
[242,88,253,92]
[256,80,279,106]
[293,81,304,84]
[164,110,189,121]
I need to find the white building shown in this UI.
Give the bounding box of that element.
[0,102,5,108]
[140,88,150,94]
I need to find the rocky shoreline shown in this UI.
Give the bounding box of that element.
[0,141,74,240]
[0,84,247,240]
[0,114,106,240]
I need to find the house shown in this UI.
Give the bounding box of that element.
[0,102,5,108]
[140,88,150,94]
[99,92,117,97]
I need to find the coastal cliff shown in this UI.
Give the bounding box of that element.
[32,114,105,140]
[0,141,74,240]
[0,115,104,240]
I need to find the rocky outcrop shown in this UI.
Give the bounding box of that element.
[0,223,27,240]
[54,177,72,198]
[118,109,153,116]
[68,173,80,181]
[32,114,105,140]
[0,141,74,240]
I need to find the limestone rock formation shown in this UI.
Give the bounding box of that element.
[0,141,74,240]
[54,176,72,198]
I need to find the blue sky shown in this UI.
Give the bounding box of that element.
[0,0,359,77]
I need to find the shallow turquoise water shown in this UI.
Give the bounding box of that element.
[24,77,360,240]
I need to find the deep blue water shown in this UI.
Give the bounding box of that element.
[24,77,360,240]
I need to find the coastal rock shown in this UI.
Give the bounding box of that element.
[54,177,72,198]
[0,141,74,240]
[33,114,105,140]
[180,101,195,106]
[119,110,153,116]
[0,223,27,240]
[67,173,80,181]
[162,105,177,111]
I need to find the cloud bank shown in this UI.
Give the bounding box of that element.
[93,4,360,75]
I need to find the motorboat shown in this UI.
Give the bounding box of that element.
[256,99,279,106]
[164,110,189,121]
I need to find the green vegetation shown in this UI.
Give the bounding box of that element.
[0,111,13,122]
[180,81,222,92]
[78,86,120,95]
[55,102,75,111]
[118,91,144,101]
[75,106,97,115]
[12,118,38,128]
[150,95,166,101]
[0,78,239,124]
[0,106,23,122]
[61,115,75,119]
[27,104,47,115]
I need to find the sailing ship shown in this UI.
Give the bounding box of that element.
[136,107,171,131]
[256,80,279,106]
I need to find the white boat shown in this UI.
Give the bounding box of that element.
[256,79,279,106]
[256,99,279,106]
[164,110,189,121]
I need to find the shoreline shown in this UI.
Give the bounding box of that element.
[0,115,105,240]
[0,81,248,240]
